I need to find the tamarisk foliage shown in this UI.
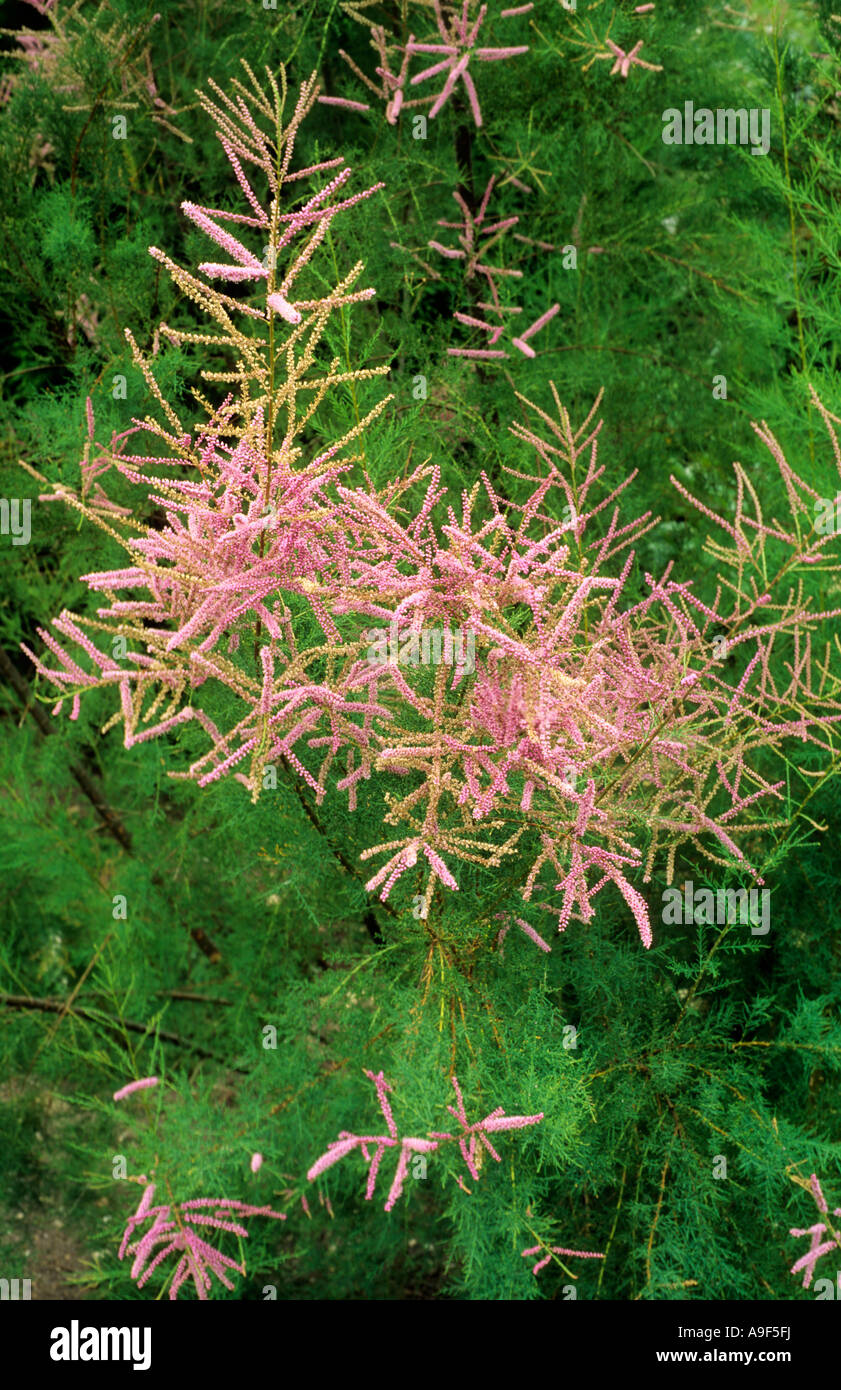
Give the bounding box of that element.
[5,1,841,1303]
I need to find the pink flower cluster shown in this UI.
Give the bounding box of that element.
[603,38,661,80]
[24,67,841,954]
[320,0,532,129]
[118,1183,286,1300]
[790,1174,841,1290]
[429,174,560,360]
[307,1071,543,1209]
[559,3,661,83]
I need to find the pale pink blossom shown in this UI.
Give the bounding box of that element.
[25,65,841,965]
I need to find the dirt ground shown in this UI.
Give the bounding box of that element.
[5,1204,91,1300]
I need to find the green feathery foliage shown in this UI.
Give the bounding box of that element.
[2,0,841,1305]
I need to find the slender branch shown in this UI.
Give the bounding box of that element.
[0,993,240,1067]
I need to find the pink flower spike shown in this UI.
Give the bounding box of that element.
[113,1076,158,1102]
[365,1068,398,1137]
[518,302,560,342]
[511,303,560,356]
[267,292,302,324]
[514,918,552,953]
[551,1246,604,1258]
[475,48,529,61]
[423,844,459,889]
[306,1134,362,1181]
[522,1242,605,1276]
[428,240,466,260]
[448,348,509,359]
[789,1176,841,1287]
[250,1153,263,1173]
[317,96,371,113]
[480,1112,543,1132]
[384,1138,438,1212]
[810,1174,828,1212]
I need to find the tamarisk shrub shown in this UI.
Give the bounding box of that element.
[20,59,841,1298]
[23,59,841,964]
